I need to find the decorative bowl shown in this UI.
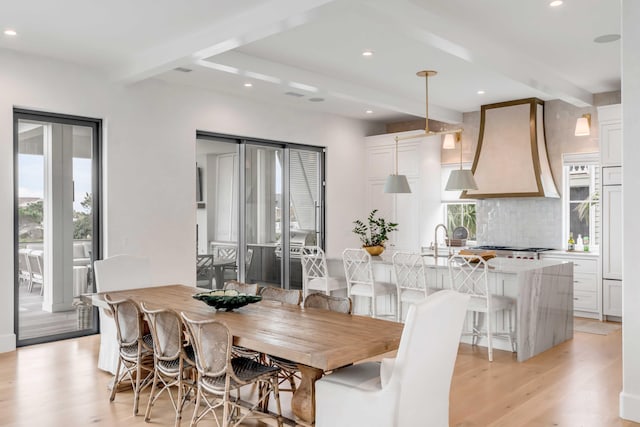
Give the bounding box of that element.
[193,289,262,311]
[363,245,385,256]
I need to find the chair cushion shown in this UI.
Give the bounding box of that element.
[350,281,395,297]
[318,362,382,392]
[308,277,346,292]
[399,289,428,303]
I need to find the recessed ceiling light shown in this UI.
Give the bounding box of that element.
[362,50,374,57]
[244,83,253,87]
[549,0,563,7]
[365,110,374,114]
[4,29,17,36]
[477,90,485,95]
[173,67,192,73]
[308,97,325,102]
[594,34,621,43]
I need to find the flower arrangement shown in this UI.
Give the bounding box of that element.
[352,209,398,248]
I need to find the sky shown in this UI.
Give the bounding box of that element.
[18,154,93,213]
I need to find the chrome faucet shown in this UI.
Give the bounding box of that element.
[434,223,450,259]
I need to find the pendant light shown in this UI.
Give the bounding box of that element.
[384,70,463,193]
[445,133,478,191]
[384,136,411,193]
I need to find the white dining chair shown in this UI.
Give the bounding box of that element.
[300,246,346,299]
[315,290,470,427]
[448,254,516,362]
[392,251,439,322]
[27,250,44,295]
[342,248,396,319]
[94,254,151,375]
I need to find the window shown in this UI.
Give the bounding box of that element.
[441,163,476,241]
[444,203,477,241]
[562,153,600,248]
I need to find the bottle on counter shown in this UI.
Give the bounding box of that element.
[568,232,575,251]
[583,236,590,252]
[576,234,583,251]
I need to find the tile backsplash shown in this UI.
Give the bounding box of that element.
[476,198,562,249]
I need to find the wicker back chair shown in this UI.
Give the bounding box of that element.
[304,293,352,314]
[342,248,396,318]
[448,254,516,361]
[140,303,195,426]
[223,280,259,295]
[181,313,283,427]
[103,294,154,415]
[260,286,302,305]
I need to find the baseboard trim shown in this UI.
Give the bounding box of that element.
[620,391,640,422]
[0,333,17,353]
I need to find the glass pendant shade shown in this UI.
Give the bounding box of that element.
[575,115,591,136]
[384,174,411,193]
[445,169,478,191]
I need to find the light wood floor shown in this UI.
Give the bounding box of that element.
[0,322,637,427]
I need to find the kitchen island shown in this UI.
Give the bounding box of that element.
[327,255,573,362]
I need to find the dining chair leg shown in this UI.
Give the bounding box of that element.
[175,376,184,427]
[109,359,122,402]
[272,377,283,427]
[144,370,159,421]
[190,385,201,427]
[133,358,142,415]
[486,312,494,362]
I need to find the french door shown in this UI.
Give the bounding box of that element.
[14,109,101,346]
[196,132,325,290]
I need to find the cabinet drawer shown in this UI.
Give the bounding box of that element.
[573,290,598,312]
[572,259,597,274]
[573,273,597,292]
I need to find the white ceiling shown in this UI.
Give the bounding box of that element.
[0,0,622,124]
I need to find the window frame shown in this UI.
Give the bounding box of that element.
[562,152,600,251]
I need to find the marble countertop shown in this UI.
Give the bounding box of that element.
[328,252,569,274]
[542,249,599,258]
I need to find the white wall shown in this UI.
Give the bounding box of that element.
[0,49,377,352]
[621,0,640,422]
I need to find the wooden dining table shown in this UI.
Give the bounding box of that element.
[86,284,404,425]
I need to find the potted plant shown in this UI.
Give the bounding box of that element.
[352,209,398,256]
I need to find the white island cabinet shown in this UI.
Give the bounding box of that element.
[327,255,573,362]
[540,251,601,320]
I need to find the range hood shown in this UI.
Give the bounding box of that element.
[462,98,559,199]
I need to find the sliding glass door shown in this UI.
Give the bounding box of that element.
[196,132,324,290]
[14,109,101,346]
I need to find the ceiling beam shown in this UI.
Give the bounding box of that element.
[360,0,594,107]
[196,51,463,123]
[109,0,338,83]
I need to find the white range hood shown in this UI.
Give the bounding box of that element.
[462,98,559,199]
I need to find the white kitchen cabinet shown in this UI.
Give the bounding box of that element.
[541,253,601,319]
[363,131,441,252]
[598,104,623,167]
[603,279,622,317]
[599,104,622,319]
[602,185,622,280]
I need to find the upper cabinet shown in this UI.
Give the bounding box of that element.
[598,104,623,166]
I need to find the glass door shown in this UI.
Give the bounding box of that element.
[244,143,284,288]
[195,132,325,291]
[288,148,324,291]
[14,110,101,345]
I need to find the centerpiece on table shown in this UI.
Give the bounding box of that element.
[193,289,262,311]
[352,209,398,256]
